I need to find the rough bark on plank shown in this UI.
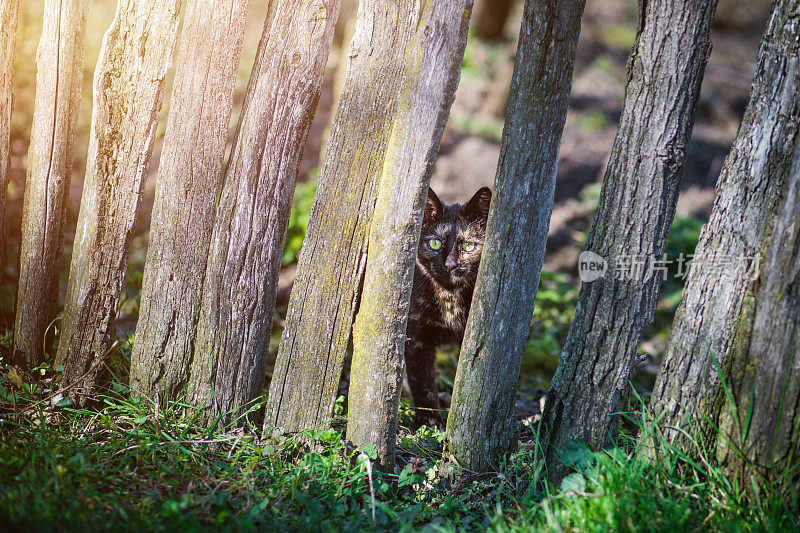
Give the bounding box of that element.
[13,0,88,366]
[346,0,472,468]
[0,0,18,268]
[445,0,586,473]
[264,0,419,432]
[187,0,341,426]
[128,0,249,403]
[55,0,182,403]
[539,0,718,484]
[716,139,800,500]
[644,0,800,463]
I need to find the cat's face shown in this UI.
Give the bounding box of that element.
[416,187,492,289]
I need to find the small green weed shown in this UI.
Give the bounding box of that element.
[282,180,318,267]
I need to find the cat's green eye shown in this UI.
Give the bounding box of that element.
[461,241,477,252]
[428,238,442,250]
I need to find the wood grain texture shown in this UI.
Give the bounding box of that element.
[128,0,249,403]
[12,0,87,366]
[346,0,473,467]
[716,139,800,498]
[645,0,800,463]
[538,0,718,483]
[264,0,419,432]
[55,0,182,403]
[445,0,586,473]
[186,0,341,425]
[0,0,18,268]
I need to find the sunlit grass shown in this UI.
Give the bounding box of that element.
[1,360,797,531]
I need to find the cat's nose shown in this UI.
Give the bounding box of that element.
[445,256,459,272]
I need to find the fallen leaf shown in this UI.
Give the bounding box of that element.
[7,367,25,389]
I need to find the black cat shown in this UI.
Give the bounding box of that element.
[405,186,492,429]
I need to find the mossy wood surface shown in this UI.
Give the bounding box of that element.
[55,0,182,403]
[347,0,472,467]
[445,0,586,473]
[539,0,718,483]
[646,0,800,465]
[13,0,87,366]
[187,0,341,425]
[265,0,419,432]
[128,0,249,402]
[0,0,18,268]
[716,139,800,498]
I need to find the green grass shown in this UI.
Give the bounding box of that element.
[1,364,797,532]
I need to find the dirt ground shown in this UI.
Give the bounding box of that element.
[0,0,770,420]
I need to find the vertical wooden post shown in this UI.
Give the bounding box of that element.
[128,0,249,402]
[644,0,800,467]
[716,142,800,499]
[186,0,341,426]
[538,0,718,484]
[55,0,182,403]
[0,0,19,268]
[12,0,88,366]
[264,0,420,432]
[346,0,473,467]
[445,0,586,473]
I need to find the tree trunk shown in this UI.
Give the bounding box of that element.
[0,0,18,268]
[264,0,419,432]
[539,0,718,483]
[12,0,88,366]
[55,0,182,403]
[644,0,800,464]
[472,0,513,40]
[716,141,800,500]
[445,0,586,473]
[128,0,248,402]
[346,0,472,468]
[186,0,341,426]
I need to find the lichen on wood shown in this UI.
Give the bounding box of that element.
[346,0,473,468]
[264,0,421,433]
[715,139,800,497]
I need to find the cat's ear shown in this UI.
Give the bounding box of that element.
[424,187,444,220]
[464,187,492,219]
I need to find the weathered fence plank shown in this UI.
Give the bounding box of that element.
[445,0,586,473]
[186,0,341,425]
[716,140,800,499]
[644,0,800,464]
[55,0,182,402]
[346,0,472,467]
[128,0,249,402]
[13,0,88,366]
[264,0,419,432]
[0,0,18,268]
[538,0,718,484]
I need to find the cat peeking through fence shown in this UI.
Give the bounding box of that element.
[404,186,492,429]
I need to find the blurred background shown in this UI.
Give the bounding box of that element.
[0,0,772,421]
